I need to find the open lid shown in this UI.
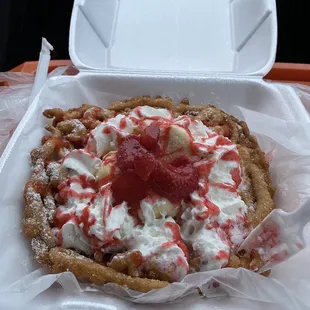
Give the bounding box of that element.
[69,0,277,77]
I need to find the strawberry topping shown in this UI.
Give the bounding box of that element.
[150,162,199,201]
[140,122,160,152]
[116,136,156,181]
[112,122,199,208]
[116,136,144,171]
[221,150,240,162]
[171,155,201,167]
[111,170,149,205]
[134,153,156,181]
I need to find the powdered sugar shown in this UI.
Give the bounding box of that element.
[31,238,48,259]
[31,159,48,184]
[47,162,61,181]
[25,187,41,203]
[70,119,86,133]
[43,196,56,223]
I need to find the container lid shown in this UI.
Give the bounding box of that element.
[69,0,277,77]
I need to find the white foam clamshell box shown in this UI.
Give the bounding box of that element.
[70,0,277,76]
[2,0,310,309]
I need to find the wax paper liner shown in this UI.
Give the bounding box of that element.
[1,84,310,309]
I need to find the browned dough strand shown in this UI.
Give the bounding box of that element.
[49,248,169,292]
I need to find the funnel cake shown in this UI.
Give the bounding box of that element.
[23,96,275,292]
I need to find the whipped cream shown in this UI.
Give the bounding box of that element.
[116,203,189,281]
[55,105,249,281]
[62,149,101,180]
[61,221,92,255]
[87,114,135,157]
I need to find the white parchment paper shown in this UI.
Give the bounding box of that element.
[1,77,310,309]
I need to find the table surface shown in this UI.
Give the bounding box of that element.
[7,61,310,87]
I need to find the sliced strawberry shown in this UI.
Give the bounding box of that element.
[134,153,156,181]
[140,122,160,152]
[170,155,190,167]
[170,155,201,167]
[116,136,146,171]
[150,162,198,201]
[111,170,149,205]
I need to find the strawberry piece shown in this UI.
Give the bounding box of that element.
[116,136,146,171]
[170,155,201,167]
[134,153,156,181]
[140,122,160,152]
[111,170,149,205]
[117,135,156,179]
[117,135,156,181]
[170,155,190,167]
[150,162,198,201]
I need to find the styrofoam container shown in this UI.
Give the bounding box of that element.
[2,0,310,309]
[70,0,277,76]
[1,72,310,310]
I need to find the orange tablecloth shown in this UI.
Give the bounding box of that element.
[8,61,310,86]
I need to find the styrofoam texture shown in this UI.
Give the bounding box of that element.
[1,73,310,309]
[69,0,277,76]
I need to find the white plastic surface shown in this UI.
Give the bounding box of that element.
[69,0,277,77]
[1,73,310,309]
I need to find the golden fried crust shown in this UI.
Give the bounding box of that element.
[49,248,168,292]
[227,252,266,275]
[23,96,276,292]
[247,164,275,227]
[108,96,177,112]
[23,159,56,249]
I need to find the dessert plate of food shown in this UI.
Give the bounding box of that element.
[24,96,275,292]
[1,77,310,309]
